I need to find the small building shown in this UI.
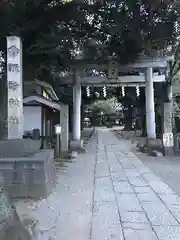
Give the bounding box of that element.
[23,79,69,151]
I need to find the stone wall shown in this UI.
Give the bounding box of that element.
[0,149,55,198]
[0,139,41,158]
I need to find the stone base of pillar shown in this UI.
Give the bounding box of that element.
[69,139,86,153]
[59,150,69,158]
[163,147,175,156]
[145,138,162,153]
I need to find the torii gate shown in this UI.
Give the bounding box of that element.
[63,56,173,151]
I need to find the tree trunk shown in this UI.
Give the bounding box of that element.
[141,114,147,137]
[124,116,133,130]
[124,104,133,130]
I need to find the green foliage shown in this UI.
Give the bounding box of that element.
[0,0,92,82]
[81,0,180,62]
[89,97,121,115]
[0,0,180,84]
[173,101,180,118]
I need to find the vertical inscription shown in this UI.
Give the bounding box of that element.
[164,112,172,131]
[163,102,174,147]
[7,37,23,139]
[108,60,118,80]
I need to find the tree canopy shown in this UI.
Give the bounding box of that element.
[0,0,180,83]
[0,0,93,81]
[0,0,180,137]
[89,97,122,115]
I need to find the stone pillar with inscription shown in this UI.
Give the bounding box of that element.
[7,36,23,139]
[163,101,174,156]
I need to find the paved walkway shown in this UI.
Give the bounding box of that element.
[16,129,180,239]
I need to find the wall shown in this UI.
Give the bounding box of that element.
[23,106,42,134]
[0,149,55,198]
[0,139,41,157]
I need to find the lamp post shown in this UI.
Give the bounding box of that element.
[100,111,104,125]
[55,124,61,157]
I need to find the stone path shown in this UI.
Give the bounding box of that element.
[15,129,180,239]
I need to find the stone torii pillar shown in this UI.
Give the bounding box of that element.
[73,77,81,140]
[70,68,85,152]
[145,67,156,139]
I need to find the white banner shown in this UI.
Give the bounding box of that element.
[163,133,174,147]
[7,36,23,139]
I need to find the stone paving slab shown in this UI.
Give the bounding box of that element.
[94,178,115,202]
[113,181,134,193]
[142,172,162,182]
[141,202,179,226]
[153,226,180,240]
[116,193,143,212]
[111,171,127,182]
[98,129,180,239]
[109,163,123,173]
[148,181,174,194]
[133,186,155,194]
[91,201,124,240]
[158,193,180,205]
[137,192,163,204]
[122,222,151,230]
[96,162,109,177]
[167,205,180,223]
[123,227,158,240]
[14,129,180,239]
[121,211,149,224]
[129,176,149,187]
[93,202,120,224]
[124,169,142,179]
[91,219,124,240]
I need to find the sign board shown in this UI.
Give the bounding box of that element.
[163,133,174,147]
[55,124,61,135]
[7,36,23,139]
[108,60,118,79]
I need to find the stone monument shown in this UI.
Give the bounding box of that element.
[7,36,23,139]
